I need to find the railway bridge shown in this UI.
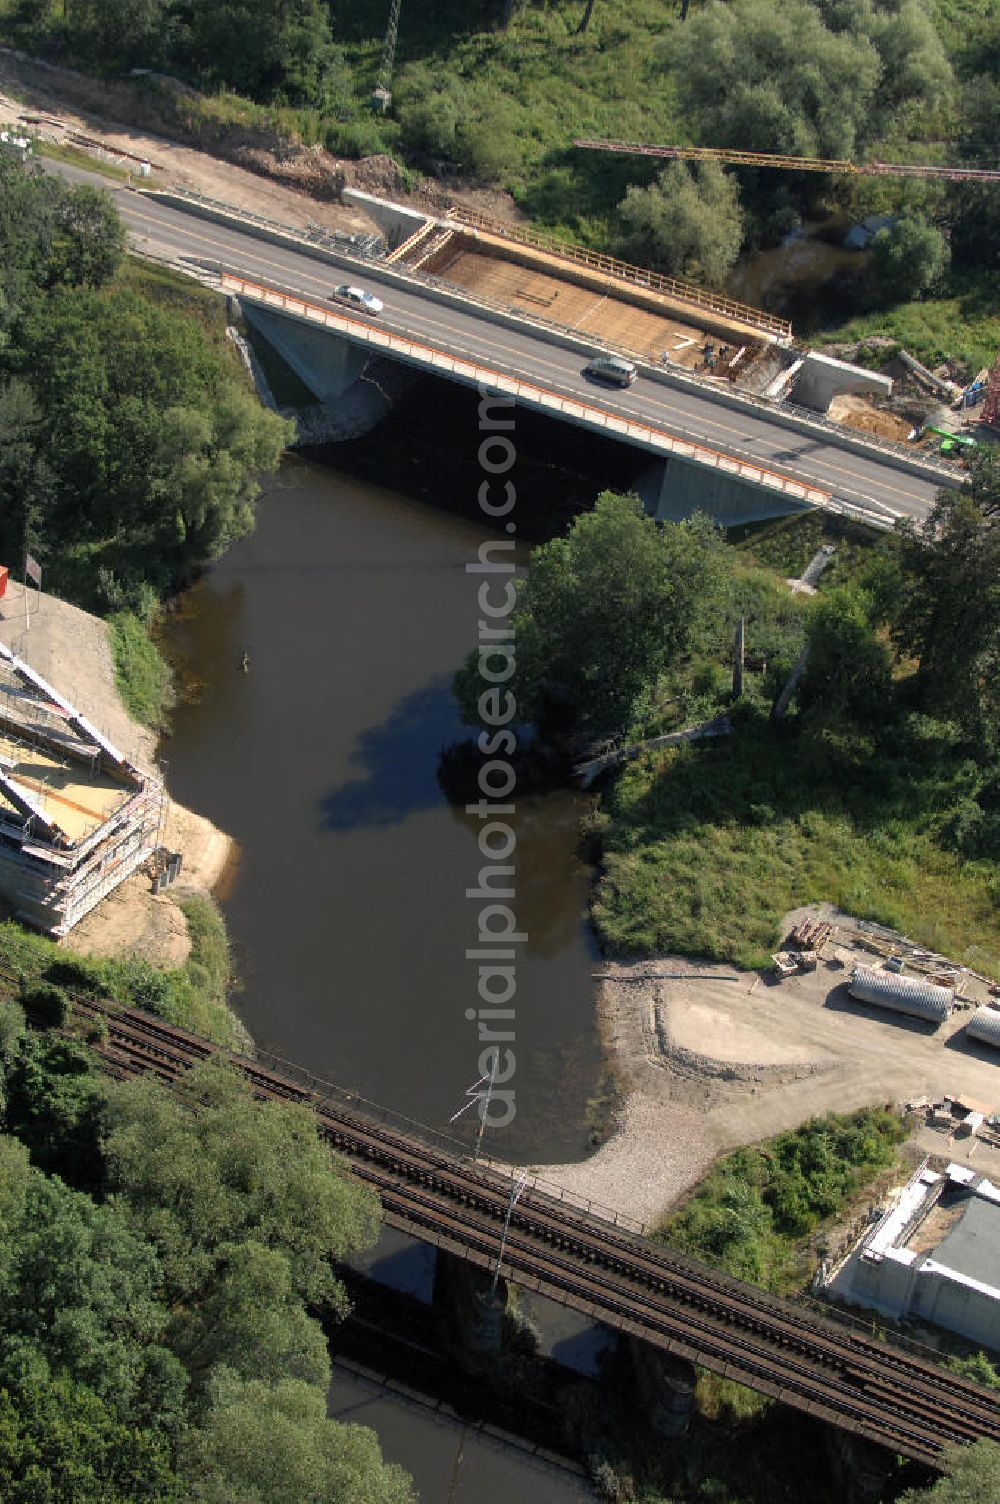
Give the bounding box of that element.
[27,979,1000,1470]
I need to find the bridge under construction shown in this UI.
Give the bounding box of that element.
[20,971,1000,1471]
[0,642,162,935]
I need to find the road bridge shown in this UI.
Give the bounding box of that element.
[45,160,957,529]
[29,975,1000,1470]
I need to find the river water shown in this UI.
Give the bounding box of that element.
[160,454,604,1164]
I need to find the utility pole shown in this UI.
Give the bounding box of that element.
[491,1170,529,1297]
[372,0,402,114]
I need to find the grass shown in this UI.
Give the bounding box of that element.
[33,138,136,182]
[656,1108,909,1293]
[0,901,244,1050]
[108,610,174,729]
[592,706,1000,975]
[732,511,889,592]
[117,257,233,347]
[813,267,1000,380]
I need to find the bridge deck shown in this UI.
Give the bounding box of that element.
[422,239,764,378]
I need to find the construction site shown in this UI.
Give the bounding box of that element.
[385,202,789,384]
[0,639,164,936]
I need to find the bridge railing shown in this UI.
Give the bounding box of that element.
[249,1044,646,1234]
[249,1043,983,1365]
[144,187,963,492]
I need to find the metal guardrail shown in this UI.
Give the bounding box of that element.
[220,271,836,512]
[446,202,793,340]
[148,185,386,259]
[139,187,964,493]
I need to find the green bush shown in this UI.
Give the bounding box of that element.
[108,611,173,729]
[19,982,69,1028]
[659,1109,908,1291]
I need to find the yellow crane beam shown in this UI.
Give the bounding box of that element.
[573,139,1000,184]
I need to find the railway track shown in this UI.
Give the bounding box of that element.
[6,967,999,1466]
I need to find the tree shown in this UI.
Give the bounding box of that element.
[2,1034,106,1190]
[180,0,341,106]
[179,1369,415,1504]
[102,1061,381,1309]
[619,160,743,286]
[897,1440,1000,1504]
[870,215,950,303]
[50,184,126,289]
[456,493,728,737]
[6,284,290,607]
[0,1368,183,1503]
[667,0,882,160]
[0,380,53,568]
[0,1137,187,1429]
[798,586,892,724]
[0,156,122,295]
[893,470,1000,745]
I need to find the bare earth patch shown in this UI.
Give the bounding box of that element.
[0,49,523,232]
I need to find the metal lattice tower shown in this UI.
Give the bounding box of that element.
[982,353,1000,429]
[372,0,402,113]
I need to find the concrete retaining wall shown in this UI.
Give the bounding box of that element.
[793,351,894,413]
[342,187,429,250]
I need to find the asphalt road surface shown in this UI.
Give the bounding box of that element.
[52,160,950,522]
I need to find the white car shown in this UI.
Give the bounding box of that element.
[331,284,384,316]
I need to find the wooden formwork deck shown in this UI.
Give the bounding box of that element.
[414,233,763,375]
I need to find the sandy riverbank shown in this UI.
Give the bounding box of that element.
[0,578,234,969]
[532,905,1000,1230]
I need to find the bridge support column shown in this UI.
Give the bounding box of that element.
[432,1249,507,1366]
[241,303,371,401]
[825,1430,897,1504]
[643,457,813,528]
[625,1338,697,1438]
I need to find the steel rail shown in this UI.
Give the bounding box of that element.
[7,974,993,1467]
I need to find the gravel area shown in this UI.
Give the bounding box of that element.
[532,906,1000,1228]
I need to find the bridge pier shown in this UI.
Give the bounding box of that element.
[643,456,814,528]
[825,1428,897,1504]
[625,1338,697,1438]
[240,302,371,401]
[432,1249,507,1366]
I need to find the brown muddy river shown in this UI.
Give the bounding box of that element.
[160,455,604,1165]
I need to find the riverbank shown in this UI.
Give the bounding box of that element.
[534,904,1000,1228]
[0,577,236,976]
